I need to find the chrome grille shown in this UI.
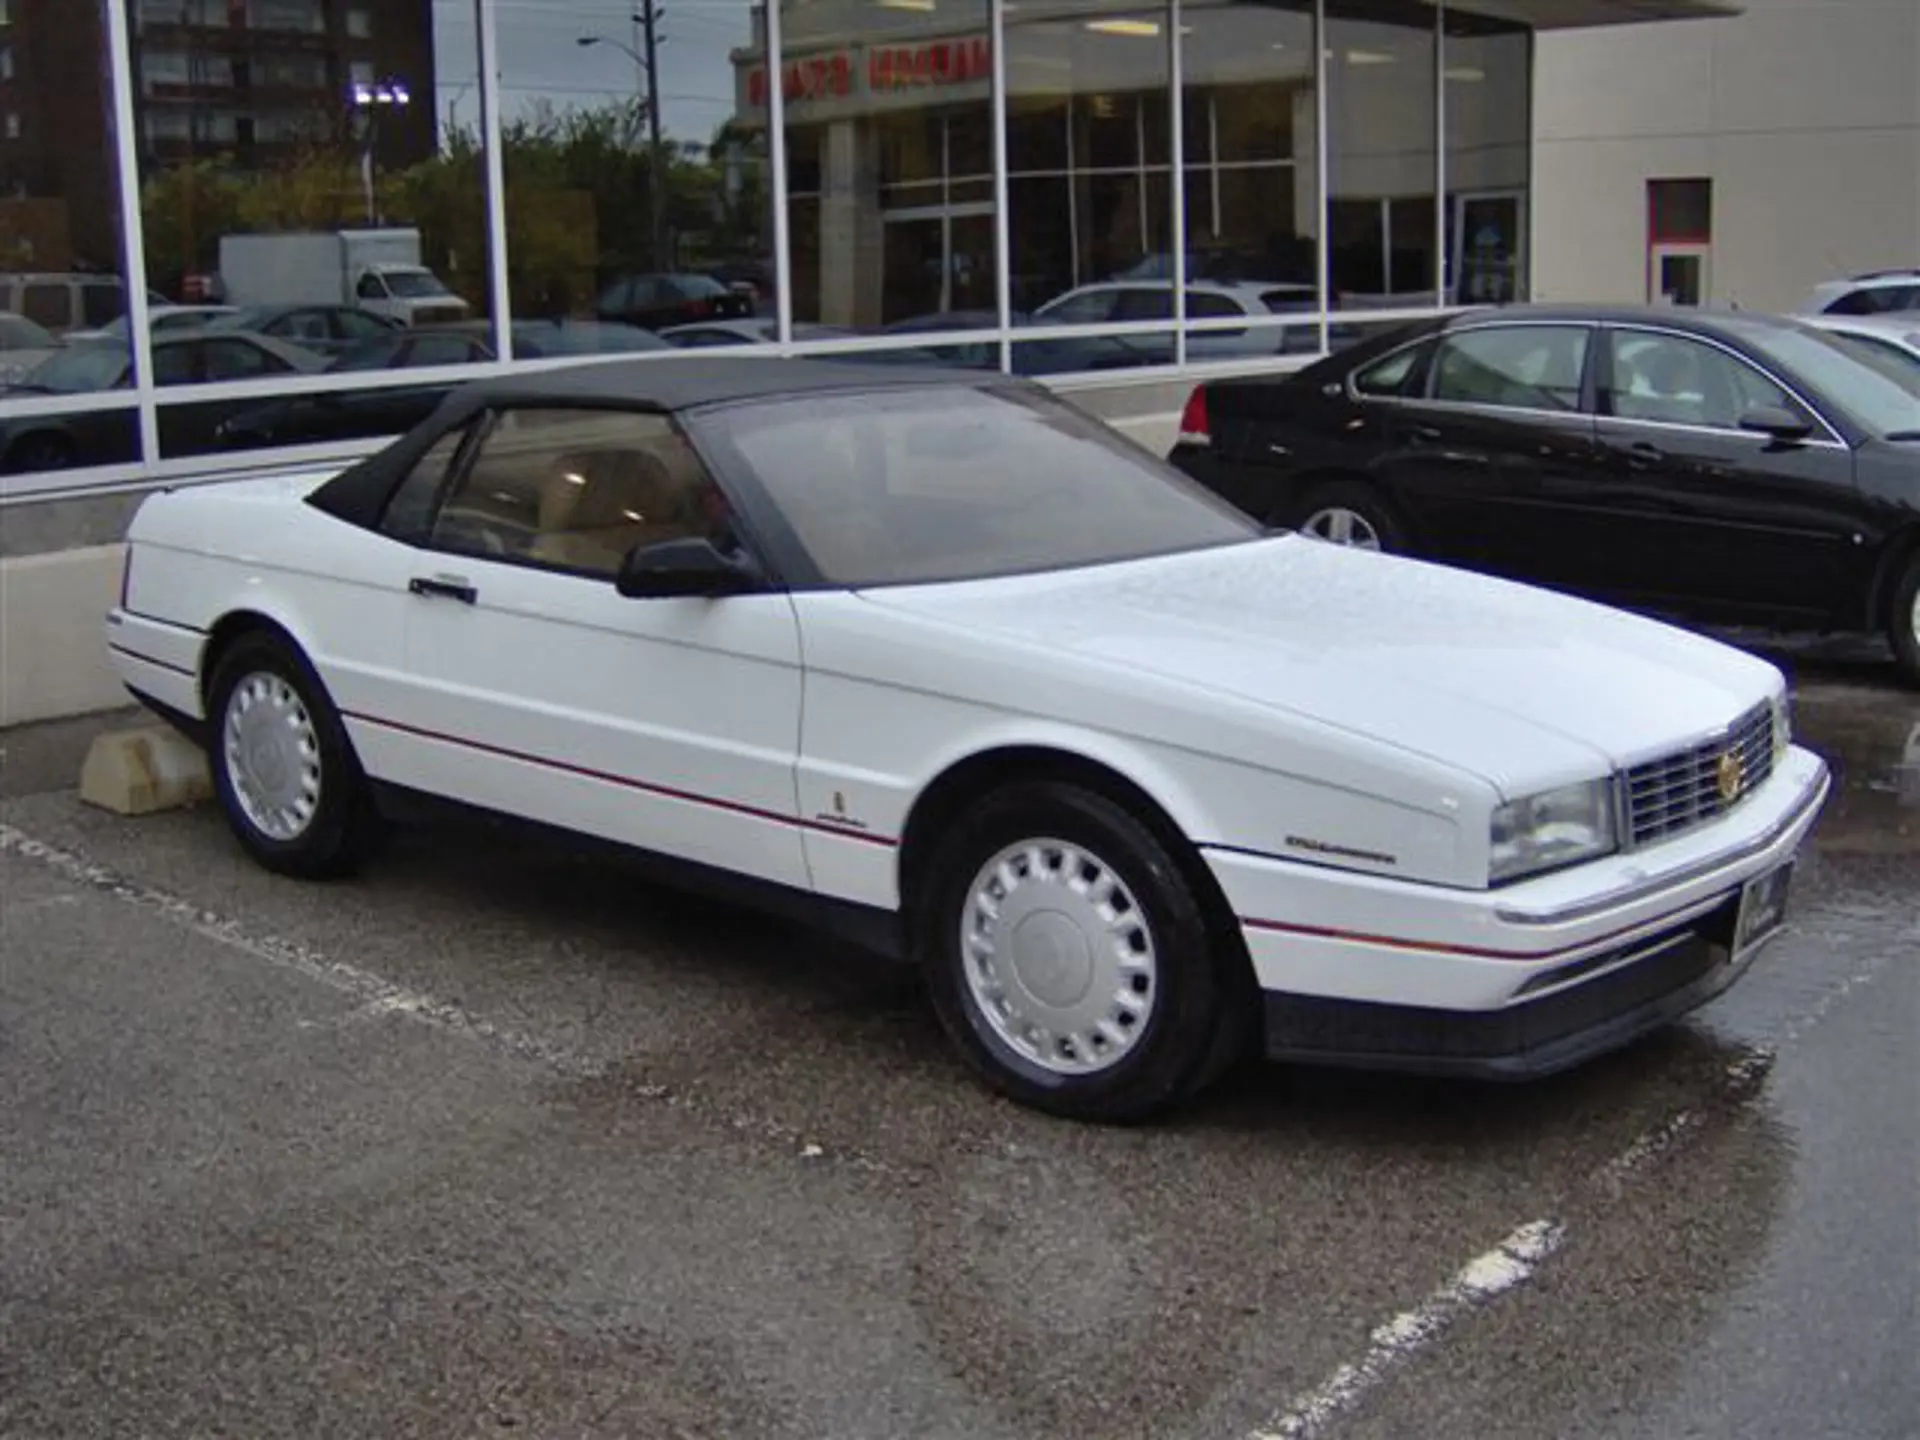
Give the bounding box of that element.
[1625,703,1775,848]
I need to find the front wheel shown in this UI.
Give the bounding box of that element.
[206,631,384,878]
[1891,552,1920,687]
[918,782,1230,1123]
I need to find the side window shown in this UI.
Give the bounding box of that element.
[405,334,480,367]
[428,408,730,578]
[1114,288,1174,322]
[382,424,472,540]
[1353,343,1428,397]
[151,344,197,386]
[334,308,391,340]
[1044,290,1118,325]
[1606,331,1798,430]
[1430,326,1589,411]
[356,273,385,300]
[22,283,66,329]
[201,338,279,380]
[277,310,331,344]
[1186,291,1248,336]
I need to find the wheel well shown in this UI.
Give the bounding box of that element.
[199,610,297,708]
[897,746,1250,975]
[1867,526,1920,629]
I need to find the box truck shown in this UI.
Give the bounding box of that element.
[217,228,470,327]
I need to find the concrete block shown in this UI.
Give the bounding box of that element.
[78,727,211,816]
[0,544,128,727]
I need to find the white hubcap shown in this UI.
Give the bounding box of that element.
[1301,506,1383,551]
[960,838,1157,1077]
[223,672,322,842]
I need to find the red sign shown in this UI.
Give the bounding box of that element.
[746,36,992,109]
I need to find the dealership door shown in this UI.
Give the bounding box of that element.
[882,204,995,325]
[1450,192,1526,305]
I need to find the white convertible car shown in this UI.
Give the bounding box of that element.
[105,357,1830,1121]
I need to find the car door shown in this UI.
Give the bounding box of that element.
[1589,325,1863,621]
[1367,321,1600,583]
[384,403,812,888]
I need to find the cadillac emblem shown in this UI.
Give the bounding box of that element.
[1716,750,1744,803]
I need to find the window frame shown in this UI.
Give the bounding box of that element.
[1596,324,1847,447]
[1420,321,1597,415]
[398,402,764,586]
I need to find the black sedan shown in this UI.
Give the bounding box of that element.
[593,273,752,332]
[1169,306,1920,683]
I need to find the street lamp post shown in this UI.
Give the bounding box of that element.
[578,2,667,270]
[349,80,412,225]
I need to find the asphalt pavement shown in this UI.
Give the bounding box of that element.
[1,640,1914,1439]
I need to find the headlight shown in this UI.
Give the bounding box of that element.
[1770,692,1791,761]
[1490,779,1618,884]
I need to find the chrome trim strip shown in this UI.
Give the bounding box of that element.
[1495,762,1829,928]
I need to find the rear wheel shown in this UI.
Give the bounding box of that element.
[1288,479,1407,554]
[1890,552,1920,687]
[918,782,1230,1123]
[206,631,383,878]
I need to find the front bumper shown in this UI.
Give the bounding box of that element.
[1207,744,1829,1078]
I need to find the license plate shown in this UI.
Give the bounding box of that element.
[1733,864,1793,957]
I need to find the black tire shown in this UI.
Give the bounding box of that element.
[205,630,384,879]
[918,782,1230,1123]
[1891,551,1920,687]
[6,431,75,474]
[1285,478,1409,554]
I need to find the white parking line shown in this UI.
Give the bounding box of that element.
[1250,1220,1565,1440]
[1243,942,1904,1440]
[0,822,605,1079]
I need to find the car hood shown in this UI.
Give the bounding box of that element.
[857,537,1781,795]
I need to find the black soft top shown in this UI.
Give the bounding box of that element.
[307,354,990,531]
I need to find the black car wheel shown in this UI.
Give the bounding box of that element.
[206,630,385,879]
[917,781,1231,1123]
[1891,551,1920,687]
[1288,479,1408,554]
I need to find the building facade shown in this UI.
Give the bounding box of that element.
[1531,0,1919,313]
[2,0,1729,725]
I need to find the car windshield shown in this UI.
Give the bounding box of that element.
[1821,332,1920,397]
[693,384,1261,587]
[1749,327,1920,436]
[14,343,127,393]
[381,270,451,298]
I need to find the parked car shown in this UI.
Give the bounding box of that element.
[1168,305,1920,682]
[1802,314,1920,392]
[0,271,169,336]
[0,312,62,386]
[68,304,241,343]
[107,356,1827,1120]
[594,273,751,332]
[1798,269,1920,317]
[1032,280,1323,358]
[212,320,670,450]
[205,304,403,359]
[0,331,324,471]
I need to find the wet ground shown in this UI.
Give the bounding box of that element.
[1,639,1914,1439]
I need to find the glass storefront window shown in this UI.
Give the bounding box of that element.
[0,1,140,483]
[498,0,768,361]
[775,0,997,338]
[1325,0,1437,314]
[1180,0,1320,357]
[1008,0,1175,370]
[130,0,496,461]
[1443,12,1530,306]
